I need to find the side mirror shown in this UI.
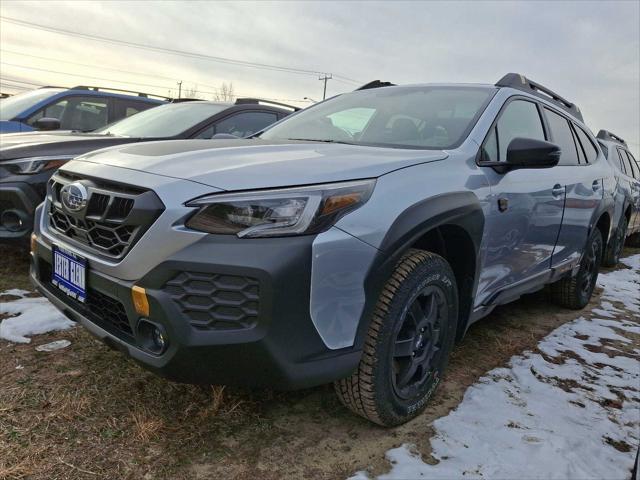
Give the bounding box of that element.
[33,117,61,131]
[506,137,561,169]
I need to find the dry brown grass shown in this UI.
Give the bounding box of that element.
[1,246,638,479]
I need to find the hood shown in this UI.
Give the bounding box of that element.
[73,139,448,191]
[0,131,141,160]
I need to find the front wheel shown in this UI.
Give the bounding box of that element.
[334,249,458,427]
[551,228,603,309]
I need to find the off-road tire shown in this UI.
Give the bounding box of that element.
[602,215,628,267]
[334,249,458,427]
[551,228,603,309]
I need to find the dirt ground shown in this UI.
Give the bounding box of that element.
[1,244,638,480]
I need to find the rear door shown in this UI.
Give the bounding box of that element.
[476,98,565,305]
[621,149,640,232]
[542,108,602,270]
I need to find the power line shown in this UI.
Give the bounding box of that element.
[1,61,173,92]
[0,63,312,104]
[0,48,196,87]
[0,15,362,85]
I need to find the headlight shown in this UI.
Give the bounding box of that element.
[185,179,376,238]
[2,156,74,175]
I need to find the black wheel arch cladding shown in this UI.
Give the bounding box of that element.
[355,191,485,350]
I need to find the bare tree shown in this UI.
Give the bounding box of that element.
[214,82,235,102]
[183,85,200,99]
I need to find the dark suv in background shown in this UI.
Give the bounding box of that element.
[0,98,296,241]
[0,86,166,133]
[597,130,640,263]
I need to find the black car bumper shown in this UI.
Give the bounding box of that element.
[0,181,44,240]
[30,234,361,389]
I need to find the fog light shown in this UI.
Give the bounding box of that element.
[131,285,150,317]
[137,319,168,355]
[1,209,26,232]
[30,233,37,253]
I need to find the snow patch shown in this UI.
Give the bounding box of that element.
[353,254,640,480]
[0,291,75,343]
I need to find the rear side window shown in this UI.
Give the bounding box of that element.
[544,108,579,166]
[481,100,545,162]
[616,149,628,174]
[624,150,639,179]
[573,126,598,163]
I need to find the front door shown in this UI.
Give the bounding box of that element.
[476,98,565,306]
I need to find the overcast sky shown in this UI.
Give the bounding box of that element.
[0,0,638,155]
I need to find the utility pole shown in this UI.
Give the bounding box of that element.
[319,74,332,100]
[177,81,183,99]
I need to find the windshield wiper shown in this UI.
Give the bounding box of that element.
[286,138,354,145]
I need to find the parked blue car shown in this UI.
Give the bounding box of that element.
[0,86,165,133]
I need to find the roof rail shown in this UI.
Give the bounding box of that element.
[234,97,300,111]
[355,80,396,91]
[70,85,170,100]
[169,98,206,103]
[596,129,627,146]
[495,73,583,122]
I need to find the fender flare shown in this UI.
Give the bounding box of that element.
[353,191,485,349]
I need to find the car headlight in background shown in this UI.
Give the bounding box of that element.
[2,156,74,175]
[185,179,376,238]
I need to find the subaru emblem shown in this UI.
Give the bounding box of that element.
[60,182,88,213]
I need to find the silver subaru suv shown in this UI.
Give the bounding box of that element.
[31,73,615,426]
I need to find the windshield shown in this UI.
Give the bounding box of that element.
[96,102,230,138]
[0,88,63,121]
[260,86,495,149]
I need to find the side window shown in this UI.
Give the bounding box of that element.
[573,126,598,163]
[628,152,640,179]
[481,100,545,162]
[28,96,109,131]
[571,126,586,164]
[544,108,579,166]
[211,111,278,138]
[624,151,639,179]
[616,149,628,174]
[481,126,499,162]
[113,99,156,122]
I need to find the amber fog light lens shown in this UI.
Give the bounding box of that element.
[30,233,37,253]
[131,286,150,317]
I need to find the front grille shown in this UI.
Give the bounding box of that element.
[46,172,164,259]
[39,260,133,340]
[164,271,260,331]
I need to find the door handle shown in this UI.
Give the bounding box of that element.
[592,180,601,192]
[552,184,564,198]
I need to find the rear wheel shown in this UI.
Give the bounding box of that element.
[334,249,458,426]
[602,215,628,267]
[551,228,603,309]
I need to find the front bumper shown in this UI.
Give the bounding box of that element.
[31,230,363,389]
[0,181,44,240]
